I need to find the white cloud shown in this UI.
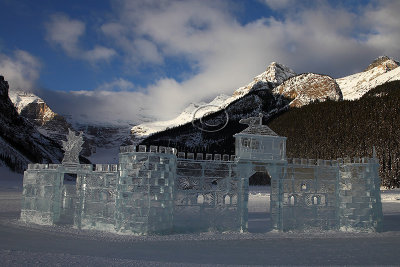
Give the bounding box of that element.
[363,0,400,57]
[84,46,117,62]
[45,14,84,56]
[39,88,152,125]
[42,0,400,124]
[0,49,41,92]
[45,14,116,63]
[261,0,295,10]
[96,78,135,91]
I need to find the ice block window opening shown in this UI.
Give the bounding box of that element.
[197,194,204,204]
[312,196,319,205]
[289,195,295,205]
[224,195,231,205]
[242,138,250,148]
[301,183,307,191]
[64,173,77,185]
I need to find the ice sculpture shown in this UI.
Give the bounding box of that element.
[62,129,84,167]
[20,115,383,234]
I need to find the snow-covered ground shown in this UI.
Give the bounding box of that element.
[1,173,400,266]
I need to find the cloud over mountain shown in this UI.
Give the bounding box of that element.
[34,0,400,124]
[0,49,41,92]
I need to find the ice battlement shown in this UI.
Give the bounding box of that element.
[176,152,236,161]
[120,145,237,162]
[119,145,177,154]
[27,163,118,172]
[287,157,378,166]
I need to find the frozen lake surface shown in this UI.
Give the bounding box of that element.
[1,175,400,266]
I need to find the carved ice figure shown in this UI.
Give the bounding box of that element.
[62,129,84,165]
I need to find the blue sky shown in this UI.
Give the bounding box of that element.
[0,0,399,124]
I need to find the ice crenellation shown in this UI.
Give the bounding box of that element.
[21,119,383,235]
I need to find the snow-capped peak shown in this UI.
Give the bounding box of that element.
[8,91,43,113]
[364,56,399,72]
[262,62,297,84]
[337,56,400,100]
[232,62,296,98]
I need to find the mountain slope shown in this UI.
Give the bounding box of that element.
[337,56,400,100]
[0,76,64,172]
[8,90,131,163]
[273,73,342,107]
[9,91,71,145]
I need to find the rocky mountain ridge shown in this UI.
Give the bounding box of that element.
[0,76,64,173]
[337,56,400,100]
[232,62,296,98]
[272,73,342,107]
[9,91,71,144]
[8,91,131,162]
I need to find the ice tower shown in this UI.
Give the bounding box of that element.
[234,114,288,230]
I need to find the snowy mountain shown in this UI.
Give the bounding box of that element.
[273,73,342,107]
[232,62,296,98]
[140,72,344,152]
[337,56,400,100]
[135,57,400,140]
[8,90,132,163]
[131,62,296,138]
[8,91,71,145]
[0,76,64,173]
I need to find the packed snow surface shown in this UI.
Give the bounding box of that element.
[1,170,400,266]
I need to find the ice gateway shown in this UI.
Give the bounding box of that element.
[20,115,383,234]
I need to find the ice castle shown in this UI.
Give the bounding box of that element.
[20,115,383,234]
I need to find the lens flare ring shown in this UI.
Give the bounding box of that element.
[192,105,229,133]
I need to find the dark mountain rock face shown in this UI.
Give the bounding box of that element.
[0,76,64,172]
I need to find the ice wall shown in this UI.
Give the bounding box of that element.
[75,164,118,231]
[270,158,383,232]
[174,152,243,232]
[338,157,383,231]
[278,159,339,231]
[116,145,176,234]
[20,145,383,234]
[21,164,63,225]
